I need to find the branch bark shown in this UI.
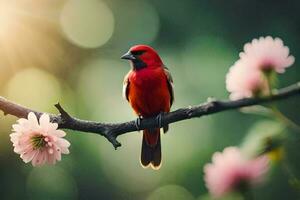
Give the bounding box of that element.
[0,82,299,149]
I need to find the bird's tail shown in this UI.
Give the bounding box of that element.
[140,129,161,170]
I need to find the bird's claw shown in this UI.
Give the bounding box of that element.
[156,112,164,128]
[135,116,142,131]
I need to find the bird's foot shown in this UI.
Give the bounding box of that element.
[135,116,142,131]
[156,112,165,128]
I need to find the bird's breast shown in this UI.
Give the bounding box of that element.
[128,68,171,117]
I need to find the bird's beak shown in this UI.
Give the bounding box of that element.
[121,51,136,60]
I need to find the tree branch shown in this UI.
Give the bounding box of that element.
[0,82,299,149]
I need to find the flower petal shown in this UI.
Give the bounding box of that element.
[39,113,50,127]
[28,112,38,125]
[204,146,269,198]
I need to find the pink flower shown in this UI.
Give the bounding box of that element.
[10,112,70,166]
[240,36,294,73]
[226,59,268,100]
[204,147,269,198]
[226,36,295,100]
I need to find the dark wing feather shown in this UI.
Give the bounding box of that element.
[163,67,174,133]
[123,72,130,101]
[164,67,174,106]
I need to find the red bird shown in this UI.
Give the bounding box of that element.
[121,45,174,170]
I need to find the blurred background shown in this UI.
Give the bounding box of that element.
[0,0,299,199]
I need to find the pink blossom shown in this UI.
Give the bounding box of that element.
[10,112,70,166]
[226,59,268,100]
[204,147,269,198]
[240,36,294,73]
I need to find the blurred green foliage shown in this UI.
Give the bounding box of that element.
[0,0,299,199]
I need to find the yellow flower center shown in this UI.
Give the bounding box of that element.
[31,134,47,149]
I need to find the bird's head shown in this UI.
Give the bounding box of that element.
[121,45,163,70]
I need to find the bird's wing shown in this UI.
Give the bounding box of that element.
[164,67,174,105]
[123,71,130,101]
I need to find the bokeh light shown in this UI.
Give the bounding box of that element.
[4,68,61,112]
[60,0,114,48]
[0,0,79,73]
[76,57,130,121]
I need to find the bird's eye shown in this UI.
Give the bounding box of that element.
[131,50,146,56]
